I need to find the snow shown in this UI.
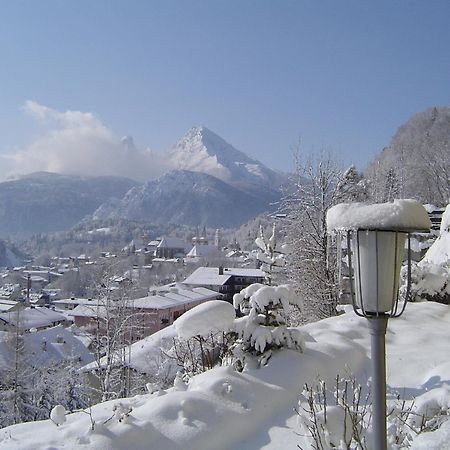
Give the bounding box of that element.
[440,203,450,234]
[168,126,273,185]
[174,300,235,339]
[50,405,66,426]
[327,199,431,232]
[421,203,450,266]
[2,302,450,449]
[82,324,178,375]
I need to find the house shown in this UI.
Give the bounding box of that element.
[154,237,190,259]
[52,297,100,311]
[182,266,265,302]
[68,286,219,340]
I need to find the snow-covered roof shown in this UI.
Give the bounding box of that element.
[67,288,219,317]
[69,304,106,319]
[327,199,431,233]
[0,300,17,312]
[0,326,94,368]
[132,287,218,310]
[183,267,264,286]
[53,298,101,307]
[0,307,66,329]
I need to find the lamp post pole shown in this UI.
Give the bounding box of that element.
[327,200,431,450]
[368,315,388,450]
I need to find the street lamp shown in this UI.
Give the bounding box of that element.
[326,199,431,450]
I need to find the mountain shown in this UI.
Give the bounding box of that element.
[167,126,286,192]
[0,240,25,267]
[365,107,450,205]
[0,172,139,237]
[93,170,274,228]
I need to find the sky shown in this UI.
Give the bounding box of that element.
[0,0,449,181]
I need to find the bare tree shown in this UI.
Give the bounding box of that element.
[87,263,148,402]
[281,151,365,322]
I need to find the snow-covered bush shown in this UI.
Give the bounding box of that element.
[408,202,450,304]
[407,261,450,303]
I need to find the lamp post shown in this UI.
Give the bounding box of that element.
[326,200,431,450]
[347,229,409,450]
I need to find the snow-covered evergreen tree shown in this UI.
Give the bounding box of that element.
[232,226,304,367]
[255,224,291,286]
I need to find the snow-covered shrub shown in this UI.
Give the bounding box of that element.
[407,261,450,303]
[407,202,450,304]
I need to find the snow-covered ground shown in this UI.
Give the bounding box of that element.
[1,301,449,449]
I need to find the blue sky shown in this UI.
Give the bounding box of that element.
[0,0,449,179]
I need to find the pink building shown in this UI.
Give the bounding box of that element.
[69,286,219,340]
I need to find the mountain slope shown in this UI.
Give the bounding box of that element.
[0,172,139,236]
[93,170,274,228]
[365,107,450,205]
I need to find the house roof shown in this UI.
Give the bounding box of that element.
[0,326,94,368]
[157,237,188,249]
[0,300,18,312]
[68,287,219,319]
[183,267,264,286]
[0,307,66,329]
[53,298,101,307]
[69,304,107,319]
[132,287,218,310]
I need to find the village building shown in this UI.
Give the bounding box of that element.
[182,266,265,302]
[67,286,219,340]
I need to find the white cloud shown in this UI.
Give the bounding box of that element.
[0,101,171,182]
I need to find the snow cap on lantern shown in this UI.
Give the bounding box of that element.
[327,199,431,315]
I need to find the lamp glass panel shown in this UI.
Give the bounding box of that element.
[351,231,406,313]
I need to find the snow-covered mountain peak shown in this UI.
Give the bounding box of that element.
[168,126,283,188]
